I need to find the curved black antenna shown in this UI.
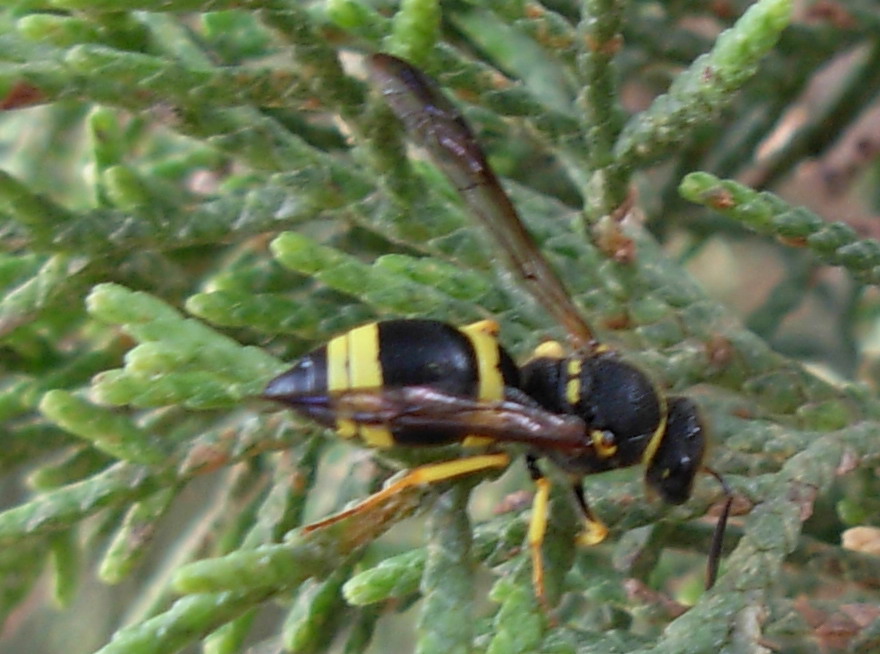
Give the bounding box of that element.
[704,466,733,589]
[368,53,596,350]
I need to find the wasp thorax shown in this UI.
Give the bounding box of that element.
[521,349,664,472]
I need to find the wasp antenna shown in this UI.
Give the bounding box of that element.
[703,466,733,590]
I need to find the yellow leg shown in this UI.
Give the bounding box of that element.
[576,518,609,546]
[571,482,609,546]
[527,476,552,613]
[303,453,511,533]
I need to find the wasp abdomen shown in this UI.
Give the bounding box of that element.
[263,319,519,447]
[263,347,329,403]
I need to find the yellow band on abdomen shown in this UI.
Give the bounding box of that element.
[347,323,383,389]
[462,320,504,401]
[328,323,390,444]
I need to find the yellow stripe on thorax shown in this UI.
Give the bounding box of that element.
[532,340,565,359]
[565,358,582,407]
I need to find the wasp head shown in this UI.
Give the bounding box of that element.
[645,396,706,505]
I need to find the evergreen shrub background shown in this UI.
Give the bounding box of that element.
[1,0,880,652]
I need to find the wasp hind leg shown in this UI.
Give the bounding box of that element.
[523,457,610,614]
[302,453,511,533]
[524,455,554,613]
[571,482,609,546]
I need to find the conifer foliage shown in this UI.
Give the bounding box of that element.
[1,1,879,652]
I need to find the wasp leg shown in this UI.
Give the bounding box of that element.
[571,482,609,546]
[302,453,511,533]
[524,455,553,613]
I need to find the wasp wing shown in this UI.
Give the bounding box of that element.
[274,385,592,453]
[369,54,595,349]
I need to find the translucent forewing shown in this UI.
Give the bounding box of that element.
[369,54,596,349]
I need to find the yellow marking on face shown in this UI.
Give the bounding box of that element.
[594,343,611,354]
[532,340,565,359]
[565,358,582,406]
[462,321,504,401]
[591,429,617,458]
[640,397,668,465]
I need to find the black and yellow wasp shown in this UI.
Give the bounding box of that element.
[264,53,732,608]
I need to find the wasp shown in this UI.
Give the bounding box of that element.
[264,53,732,609]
